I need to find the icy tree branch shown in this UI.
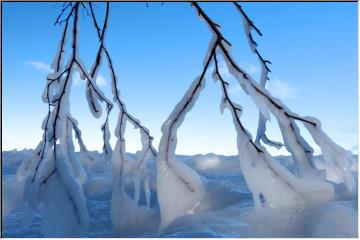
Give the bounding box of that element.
[193,2,355,193]
[192,2,321,178]
[156,36,220,229]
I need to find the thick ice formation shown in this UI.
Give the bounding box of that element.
[231,4,355,189]
[217,38,340,205]
[235,126,335,208]
[110,125,155,231]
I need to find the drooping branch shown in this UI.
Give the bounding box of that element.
[86,5,159,224]
[33,4,74,182]
[25,4,92,234]
[198,2,355,192]
[213,53,318,208]
[156,36,218,229]
[233,2,283,149]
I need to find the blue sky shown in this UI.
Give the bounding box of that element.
[2,2,358,155]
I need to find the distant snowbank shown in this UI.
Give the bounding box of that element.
[2,150,358,175]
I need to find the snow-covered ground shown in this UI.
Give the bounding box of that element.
[2,150,358,237]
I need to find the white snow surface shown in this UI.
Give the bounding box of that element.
[2,150,358,237]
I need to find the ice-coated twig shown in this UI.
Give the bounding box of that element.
[192,3,316,123]
[160,39,217,181]
[88,3,157,230]
[34,2,74,181]
[213,53,263,153]
[233,2,262,37]
[39,2,113,182]
[233,2,283,149]
[54,2,74,26]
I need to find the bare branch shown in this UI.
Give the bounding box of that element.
[192,2,232,47]
[233,2,262,36]
[54,2,74,26]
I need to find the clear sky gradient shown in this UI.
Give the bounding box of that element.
[2,2,358,156]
